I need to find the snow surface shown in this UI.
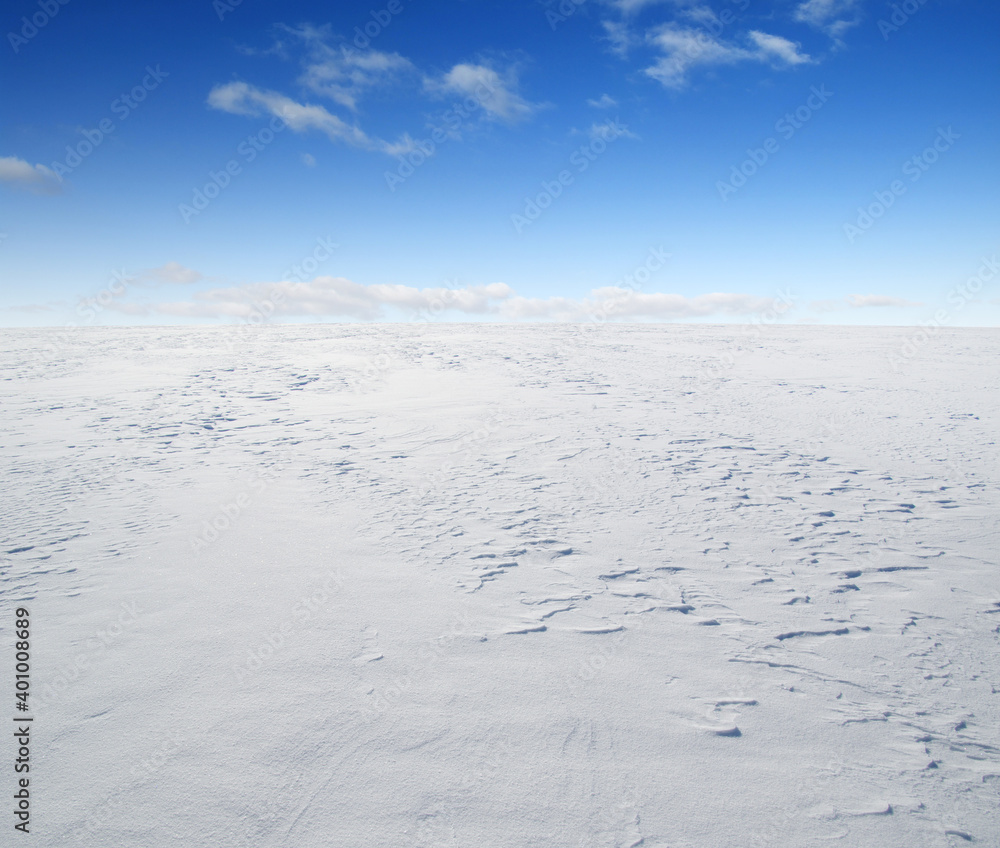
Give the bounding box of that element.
[2,323,999,847]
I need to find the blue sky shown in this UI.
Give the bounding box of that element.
[2,0,998,325]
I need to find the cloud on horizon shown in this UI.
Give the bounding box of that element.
[502,288,782,320]
[847,294,924,308]
[149,278,514,321]
[95,275,799,323]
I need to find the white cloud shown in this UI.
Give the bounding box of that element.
[243,24,415,112]
[645,25,812,89]
[587,94,619,108]
[847,294,924,308]
[644,26,751,88]
[300,49,413,111]
[0,156,63,194]
[210,25,420,156]
[748,30,812,65]
[131,276,790,323]
[207,82,414,155]
[284,24,413,111]
[425,63,538,123]
[794,0,857,26]
[300,152,317,167]
[208,82,368,146]
[794,0,863,39]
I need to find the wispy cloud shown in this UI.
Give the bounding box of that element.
[218,25,539,148]
[794,0,863,40]
[679,4,725,28]
[601,20,634,57]
[587,93,619,108]
[210,24,421,155]
[644,25,749,88]
[425,63,538,123]
[748,30,813,65]
[142,262,204,285]
[603,0,670,14]
[644,25,811,89]
[0,155,63,195]
[208,82,370,145]
[207,82,415,155]
[589,119,638,141]
[278,23,414,111]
